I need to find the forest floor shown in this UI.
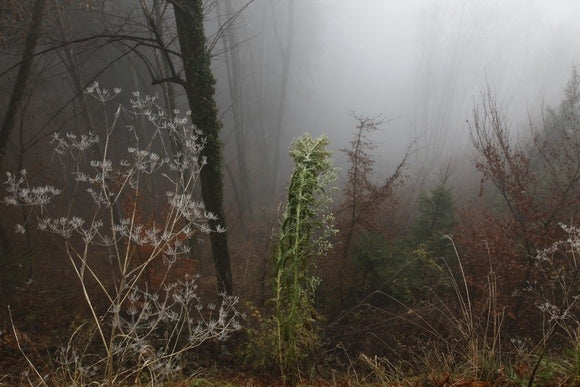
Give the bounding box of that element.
[1,283,575,387]
[0,226,577,386]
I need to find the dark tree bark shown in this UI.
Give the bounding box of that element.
[173,0,233,294]
[0,0,47,167]
[0,0,47,254]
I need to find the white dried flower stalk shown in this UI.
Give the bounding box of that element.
[2,83,242,385]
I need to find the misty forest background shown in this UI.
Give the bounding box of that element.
[0,1,578,385]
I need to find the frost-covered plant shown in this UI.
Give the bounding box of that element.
[3,82,241,385]
[529,223,578,338]
[3,170,61,211]
[55,276,241,385]
[525,223,579,384]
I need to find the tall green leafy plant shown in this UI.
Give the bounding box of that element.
[273,134,336,382]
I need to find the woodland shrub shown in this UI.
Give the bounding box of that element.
[2,83,241,385]
[351,235,448,305]
[352,224,578,385]
[349,182,454,304]
[351,231,389,293]
[522,222,579,385]
[324,114,410,310]
[339,115,409,259]
[470,73,579,320]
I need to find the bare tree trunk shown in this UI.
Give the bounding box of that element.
[270,0,294,197]
[217,0,252,220]
[0,0,46,166]
[0,0,47,253]
[244,3,269,204]
[173,0,233,294]
[152,1,178,120]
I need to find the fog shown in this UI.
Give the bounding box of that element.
[243,0,580,176]
[2,1,580,381]
[2,0,580,199]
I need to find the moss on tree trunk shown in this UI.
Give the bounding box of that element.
[173,0,232,294]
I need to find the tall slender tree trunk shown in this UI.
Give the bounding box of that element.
[218,0,252,220]
[245,3,269,204]
[270,0,294,196]
[0,0,47,254]
[0,0,46,166]
[173,0,233,294]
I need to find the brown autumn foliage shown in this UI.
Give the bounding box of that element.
[318,114,411,311]
[455,203,531,320]
[338,114,410,247]
[458,82,579,329]
[471,84,579,248]
[118,188,198,291]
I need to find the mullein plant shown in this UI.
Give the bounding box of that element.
[2,83,241,385]
[272,134,336,383]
